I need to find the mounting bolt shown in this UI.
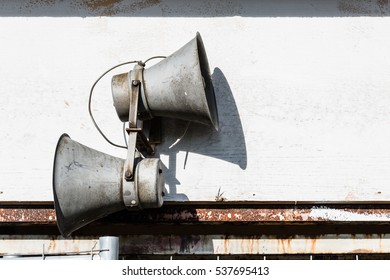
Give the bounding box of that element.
[131,200,137,205]
[125,170,132,179]
[132,80,139,86]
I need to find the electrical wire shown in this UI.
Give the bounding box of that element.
[169,121,191,149]
[88,61,137,149]
[123,122,128,148]
[143,56,166,64]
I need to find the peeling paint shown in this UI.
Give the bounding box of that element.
[309,207,390,222]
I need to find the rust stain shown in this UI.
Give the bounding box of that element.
[221,236,387,255]
[247,238,260,254]
[284,239,292,254]
[85,0,122,9]
[277,239,292,254]
[128,0,161,12]
[3,205,390,224]
[81,0,161,15]
[194,208,315,222]
[379,234,383,252]
[47,241,54,251]
[310,238,317,252]
[240,238,245,254]
[0,208,56,223]
[223,238,229,254]
[82,0,123,16]
[276,239,282,254]
[350,249,376,254]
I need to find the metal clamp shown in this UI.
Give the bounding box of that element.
[123,65,143,181]
[121,65,164,210]
[122,179,141,209]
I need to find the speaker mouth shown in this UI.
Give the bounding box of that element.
[195,32,219,131]
[52,133,72,237]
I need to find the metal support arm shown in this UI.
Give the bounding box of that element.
[121,65,164,210]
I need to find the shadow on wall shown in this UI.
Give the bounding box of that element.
[0,0,389,17]
[156,68,246,199]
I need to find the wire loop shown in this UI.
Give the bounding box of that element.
[88,56,166,149]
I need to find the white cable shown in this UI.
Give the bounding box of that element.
[169,121,191,149]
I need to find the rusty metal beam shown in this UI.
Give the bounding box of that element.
[2,204,390,256]
[2,204,390,224]
[0,208,56,224]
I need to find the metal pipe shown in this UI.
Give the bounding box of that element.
[2,254,97,260]
[99,236,119,260]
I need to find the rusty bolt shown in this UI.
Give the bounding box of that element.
[132,80,139,86]
[125,170,132,179]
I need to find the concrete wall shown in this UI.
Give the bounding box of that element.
[1,0,390,202]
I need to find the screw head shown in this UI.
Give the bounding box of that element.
[125,170,132,179]
[132,80,139,86]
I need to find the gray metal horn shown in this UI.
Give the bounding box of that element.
[53,134,164,237]
[111,32,219,130]
[53,134,126,237]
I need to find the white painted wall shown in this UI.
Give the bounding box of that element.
[1,0,390,202]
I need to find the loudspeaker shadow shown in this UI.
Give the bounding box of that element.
[156,67,247,199]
